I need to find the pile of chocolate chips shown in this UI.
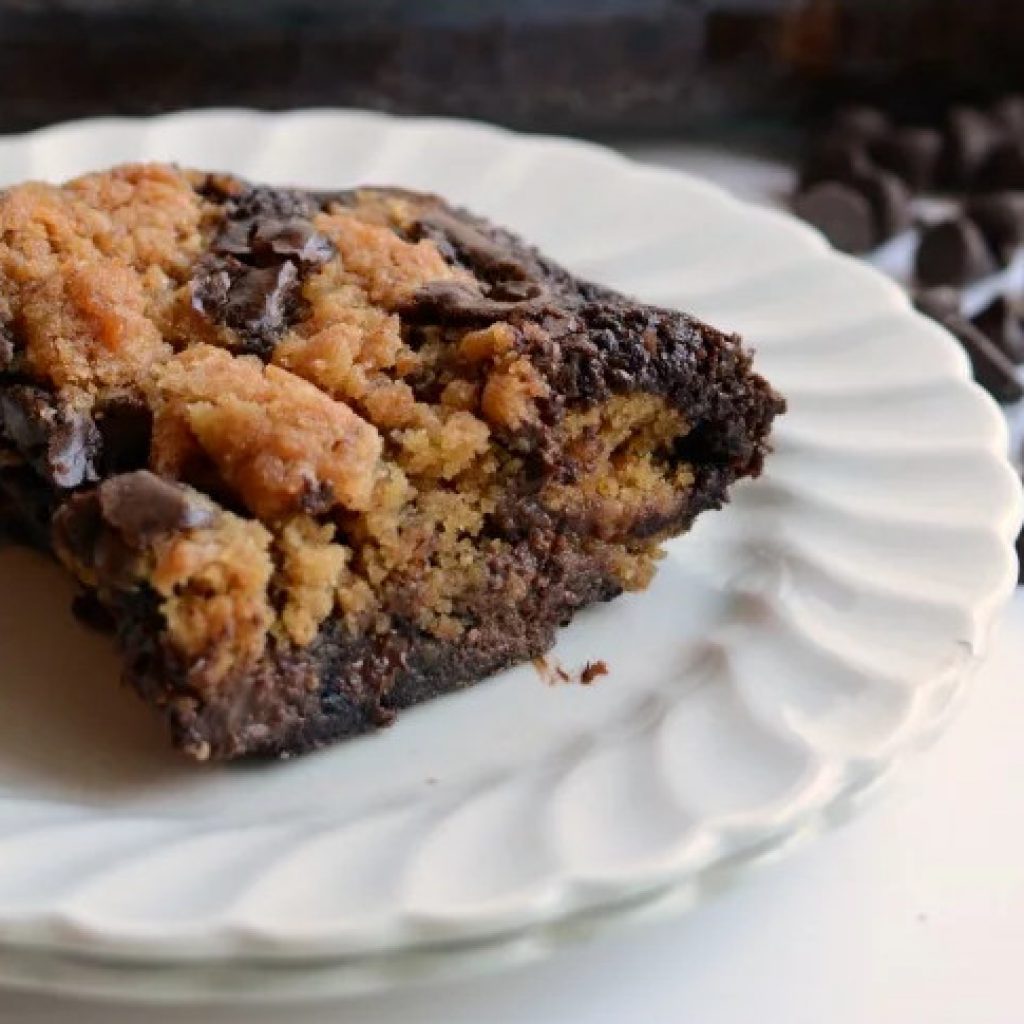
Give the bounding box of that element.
[792,99,1024,581]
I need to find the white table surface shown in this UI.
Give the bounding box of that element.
[2,143,1022,1024]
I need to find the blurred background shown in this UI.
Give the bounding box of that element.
[3,0,1024,144]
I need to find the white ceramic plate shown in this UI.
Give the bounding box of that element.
[0,109,1019,1001]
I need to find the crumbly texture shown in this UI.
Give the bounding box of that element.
[0,164,784,761]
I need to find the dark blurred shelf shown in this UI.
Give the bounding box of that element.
[0,1,1022,136]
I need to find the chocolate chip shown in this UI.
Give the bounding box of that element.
[871,127,943,192]
[964,192,1024,264]
[915,218,996,287]
[851,168,913,240]
[829,106,890,145]
[919,306,1023,403]
[791,182,876,254]
[974,139,1024,192]
[972,295,1024,364]
[799,135,873,188]
[98,471,215,548]
[939,107,1002,189]
[0,385,100,488]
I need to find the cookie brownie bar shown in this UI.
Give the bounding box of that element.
[0,164,783,760]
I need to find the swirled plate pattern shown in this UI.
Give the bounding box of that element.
[0,110,1019,998]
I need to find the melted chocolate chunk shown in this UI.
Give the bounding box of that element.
[97,471,215,548]
[0,385,100,488]
[191,186,335,355]
[414,208,533,283]
[214,213,334,267]
[192,256,301,357]
[404,280,552,323]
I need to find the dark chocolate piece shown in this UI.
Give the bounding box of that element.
[972,295,1024,365]
[415,208,533,284]
[791,182,876,254]
[403,280,552,324]
[191,256,301,356]
[915,218,996,287]
[215,214,334,268]
[871,127,942,193]
[964,193,1024,265]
